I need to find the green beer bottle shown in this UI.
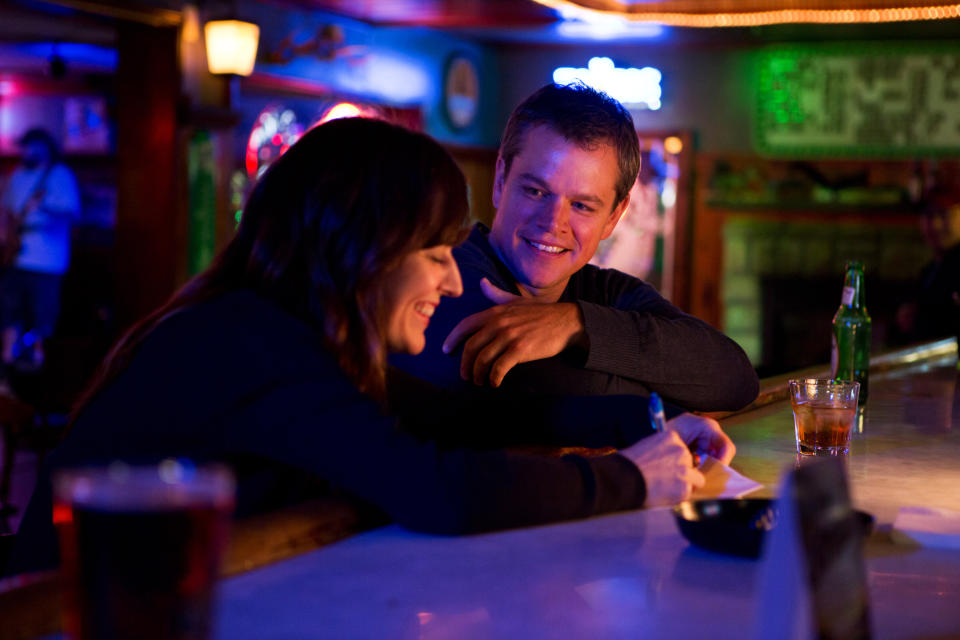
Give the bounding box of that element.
[831,260,871,404]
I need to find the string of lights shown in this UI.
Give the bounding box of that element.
[532,0,960,27]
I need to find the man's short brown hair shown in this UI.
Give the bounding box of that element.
[498,82,641,209]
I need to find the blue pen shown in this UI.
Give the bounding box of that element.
[649,392,705,466]
[648,392,667,433]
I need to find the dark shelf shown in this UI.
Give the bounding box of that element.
[704,200,916,214]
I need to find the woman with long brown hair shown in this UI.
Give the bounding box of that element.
[9,117,725,575]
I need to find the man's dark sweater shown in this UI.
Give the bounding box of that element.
[393,224,759,412]
[7,290,656,576]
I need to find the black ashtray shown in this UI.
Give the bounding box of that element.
[672,498,875,559]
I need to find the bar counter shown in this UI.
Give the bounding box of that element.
[11,341,960,639]
[210,343,960,639]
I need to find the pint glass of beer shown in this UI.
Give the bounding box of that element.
[53,460,235,640]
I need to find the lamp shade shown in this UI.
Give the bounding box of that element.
[204,19,260,76]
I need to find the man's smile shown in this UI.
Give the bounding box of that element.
[488,124,625,301]
[523,237,569,255]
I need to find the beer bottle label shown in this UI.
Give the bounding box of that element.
[841,286,855,306]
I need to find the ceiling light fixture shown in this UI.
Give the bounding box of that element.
[205,19,260,75]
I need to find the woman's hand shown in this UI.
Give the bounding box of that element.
[619,431,705,507]
[666,413,736,465]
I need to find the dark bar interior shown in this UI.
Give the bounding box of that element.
[0,1,959,638]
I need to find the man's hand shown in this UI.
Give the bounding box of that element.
[442,278,587,387]
[620,431,705,507]
[666,413,736,465]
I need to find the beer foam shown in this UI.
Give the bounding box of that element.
[54,460,235,511]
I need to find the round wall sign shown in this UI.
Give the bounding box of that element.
[444,55,479,130]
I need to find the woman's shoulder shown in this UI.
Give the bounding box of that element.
[73,289,348,436]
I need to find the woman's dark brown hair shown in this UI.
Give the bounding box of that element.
[78,117,469,411]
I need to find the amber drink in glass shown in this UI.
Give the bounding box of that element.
[53,460,234,640]
[789,379,860,456]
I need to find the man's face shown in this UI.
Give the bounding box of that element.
[489,125,629,301]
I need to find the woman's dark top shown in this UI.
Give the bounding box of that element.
[8,290,655,575]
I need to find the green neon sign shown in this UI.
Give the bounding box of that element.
[755,42,960,156]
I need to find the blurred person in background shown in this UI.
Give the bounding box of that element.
[895,187,960,344]
[0,127,80,370]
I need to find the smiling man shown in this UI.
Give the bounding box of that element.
[393,82,758,412]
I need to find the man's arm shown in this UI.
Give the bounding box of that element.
[442,279,587,387]
[391,224,757,412]
[446,272,758,412]
[572,267,759,411]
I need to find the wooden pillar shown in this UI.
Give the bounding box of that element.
[114,22,183,329]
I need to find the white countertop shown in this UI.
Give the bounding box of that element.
[212,357,960,639]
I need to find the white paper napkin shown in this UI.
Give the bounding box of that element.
[691,455,764,500]
[891,505,960,549]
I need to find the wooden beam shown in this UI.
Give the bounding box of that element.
[30,0,181,27]
[114,21,183,329]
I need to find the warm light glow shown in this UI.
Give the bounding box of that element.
[318,102,366,125]
[533,0,960,27]
[204,20,260,75]
[661,179,677,208]
[181,4,201,43]
[663,136,683,155]
[52,502,73,525]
